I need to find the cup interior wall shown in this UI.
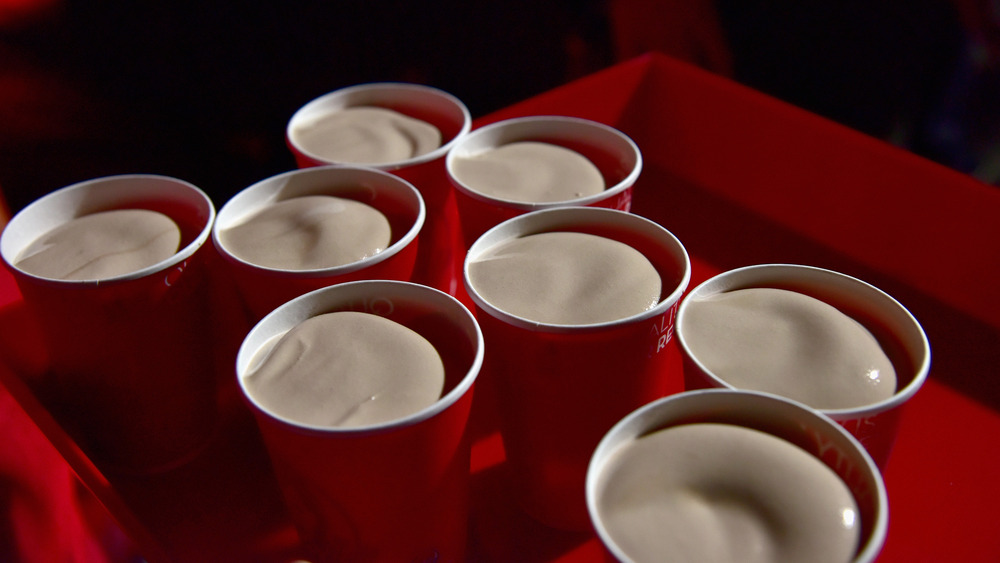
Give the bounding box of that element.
[450,119,639,195]
[289,85,470,157]
[215,167,423,254]
[466,209,688,313]
[679,267,928,400]
[588,391,886,563]
[237,282,481,430]
[1,176,213,271]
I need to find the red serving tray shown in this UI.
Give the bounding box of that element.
[2,52,999,562]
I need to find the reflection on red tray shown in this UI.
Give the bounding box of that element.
[2,53,999,561]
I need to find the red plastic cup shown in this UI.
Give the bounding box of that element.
[446,115,642,247]
[0,174,218,474]
[586,389,888,563]
[236,280,483,562]
[286,83,472,296]
[212,165,425,321]
[463,206,690,530]
[675,264,932,470]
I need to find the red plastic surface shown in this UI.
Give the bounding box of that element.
[2,53,999,561]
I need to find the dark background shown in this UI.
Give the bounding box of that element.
[2,0,998,215]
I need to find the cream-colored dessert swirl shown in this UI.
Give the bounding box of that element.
[15,209,181,280]
[245,311,445,428]
[595,423,861,563]
[291,106,442,164]
[467,231,661,325]
[450,141,605,203]
[219,195,391,271]
[681,287,897,410]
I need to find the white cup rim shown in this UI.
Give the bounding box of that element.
[463,206,691,333]
[0,174,216,285]
[445,115,643,210]
[675,263,932,418]
[286,82,472,170]
[212,165,425,277]
[585,388,889,563]
[235,280,484,436]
